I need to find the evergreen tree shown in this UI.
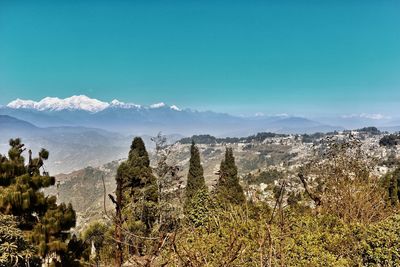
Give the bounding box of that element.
[0,138,77,265]
[82,221,108,266]
[184,141,209,225]
[215,147,245,205]
[387,168,400,206]
[0,214,36,266]
[115,137,158,256]
[184,141,207,208]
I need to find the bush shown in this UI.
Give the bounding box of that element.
[361,215,400,266]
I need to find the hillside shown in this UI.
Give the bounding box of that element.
[0,115,130,174]
[49,129,397,229]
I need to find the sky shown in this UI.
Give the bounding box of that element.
[0,0,399,116]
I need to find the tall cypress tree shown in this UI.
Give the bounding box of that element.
[387,168,400,206]
[215,147,245,205]
[185,141,206,207]
[0,138,77,265]
[115,137,158,256]
[184,142,209,225]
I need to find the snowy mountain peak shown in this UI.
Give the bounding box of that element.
[6,95,179,112]
[150,102,166,109]
[7,98,37,109]
[110,99,122,105]
[170,105,181,111]
[7,95,110,112]
[110,99,141,109]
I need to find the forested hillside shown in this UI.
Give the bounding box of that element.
[3,130,400,266]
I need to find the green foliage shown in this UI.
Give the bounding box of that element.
[357,126,381,135]
[361,215,400,266]
[215,148,245,205]
[246,169,283,185]
[161,204,275,267]
[185,188,210,227]
[31,203,76,257]
[179,134,218,144]
[162,206,400,267]
[383,168,400,206]
[299,138,388,224]
[116,137,159,254]
[81,221,108,265]
[302,132,326,143]
[380,134,400,147]
[283,213,362,266]
[184,141,207,214]
[0,214,36,266]
[121,137,158,229]
[0,138,77,265]
[179,132,288,145]
[82,221,107,253]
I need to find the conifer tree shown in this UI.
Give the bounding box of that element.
[184,141,207,208]
[215,147,245,205]
[387,168,400,206]
[0,138,77,265]
[184,141,209,225]
[115,137,158,256]
[0,214,36,266]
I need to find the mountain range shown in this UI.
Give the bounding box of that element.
[2,95,399,175]
[1,95,344,136]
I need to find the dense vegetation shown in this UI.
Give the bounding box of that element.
[0,139,79,266]
[179,132,288,144]
[356,126,382,135]
[2,133,400,266]
[380,133,400,147]
[245,169,283,185]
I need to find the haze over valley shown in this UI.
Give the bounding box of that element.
[2,95,400,175]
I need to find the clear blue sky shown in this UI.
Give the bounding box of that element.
[0,0,399,116]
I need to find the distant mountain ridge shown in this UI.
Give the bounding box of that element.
[0,113,396,176]
[1,95,341,136]
[0,115,183,174]
[0,115,129,174]
[6,95,176,112]
[0,115,38,130]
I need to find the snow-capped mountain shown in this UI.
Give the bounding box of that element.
[2,95,341,136]
[6,95,181,113]
[150,102,166,109]
[7,95,109,112]
[109,99,141,109]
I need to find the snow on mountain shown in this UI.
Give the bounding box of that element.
[6,95,182,112]
[7,99,37,109]
[150,102,166,109]
[7,95,110,112]
[109,99,141,109]
[170,105,181,111]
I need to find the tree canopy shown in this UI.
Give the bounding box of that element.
[0,138,77,265]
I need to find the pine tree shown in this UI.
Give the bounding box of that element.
[215,147,245,205]
[115,137,158,257]
[0,214,36,266]
[0,138,77,265]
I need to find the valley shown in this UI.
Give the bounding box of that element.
[47,128,398,230]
